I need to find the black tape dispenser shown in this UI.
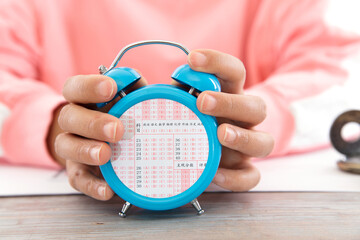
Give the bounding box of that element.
[330,110,360,174]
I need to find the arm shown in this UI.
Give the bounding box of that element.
[244,0,360,156]
[0,0,64,168]
[185,0,360,190]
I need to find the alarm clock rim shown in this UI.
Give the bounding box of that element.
[100,84,221,210]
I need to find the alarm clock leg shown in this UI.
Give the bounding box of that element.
[191,198,205,215]
[119,201,132,218]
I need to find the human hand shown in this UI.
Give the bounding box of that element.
[187,49,274,191]
[49,74,145,200]
[48,49,273,200]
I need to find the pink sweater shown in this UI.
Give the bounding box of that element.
[0,0,358,168]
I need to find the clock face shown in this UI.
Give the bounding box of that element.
[110,99,209,198]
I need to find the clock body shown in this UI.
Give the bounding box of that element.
[100,84,221,210]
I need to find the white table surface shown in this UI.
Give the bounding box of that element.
[0,148,359,197]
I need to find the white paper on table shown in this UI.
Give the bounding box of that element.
[0,148,359,197]
[0,163,79,196]
[253,148,360,192]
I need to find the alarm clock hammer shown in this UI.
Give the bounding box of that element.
[97,40,222,217]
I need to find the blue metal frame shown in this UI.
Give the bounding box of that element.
[100,84,221,211]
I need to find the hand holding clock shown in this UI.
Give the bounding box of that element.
[188,50,274,191]
[48,49,274,200]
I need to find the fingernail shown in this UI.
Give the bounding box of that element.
[90,146,101,163]
[201,94,217,112]
[98,185,106,198]
[224,126,237,143]
[104,122,117,140]
[189,51,207,67]
[213,172,226,184]
[96,80,114,99]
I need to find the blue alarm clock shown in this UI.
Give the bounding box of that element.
[97,40,221,217]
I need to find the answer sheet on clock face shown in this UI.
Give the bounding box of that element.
[111,99,209,198]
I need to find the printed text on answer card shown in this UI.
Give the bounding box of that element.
[111,99,209,198]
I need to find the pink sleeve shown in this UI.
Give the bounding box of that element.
[0,1,64,169]
[244,0,360,156]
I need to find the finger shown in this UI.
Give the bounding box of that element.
[188,49,246,94]
[66,161,114,201]
[217,123,274,158]
[55,133,112,165]
[197,91,266,126]
[212,163,261,192]
[218,147,249,169]
[58,103,124,142]
[63,74,117,104]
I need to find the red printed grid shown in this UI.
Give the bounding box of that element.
[111,99,208,198]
